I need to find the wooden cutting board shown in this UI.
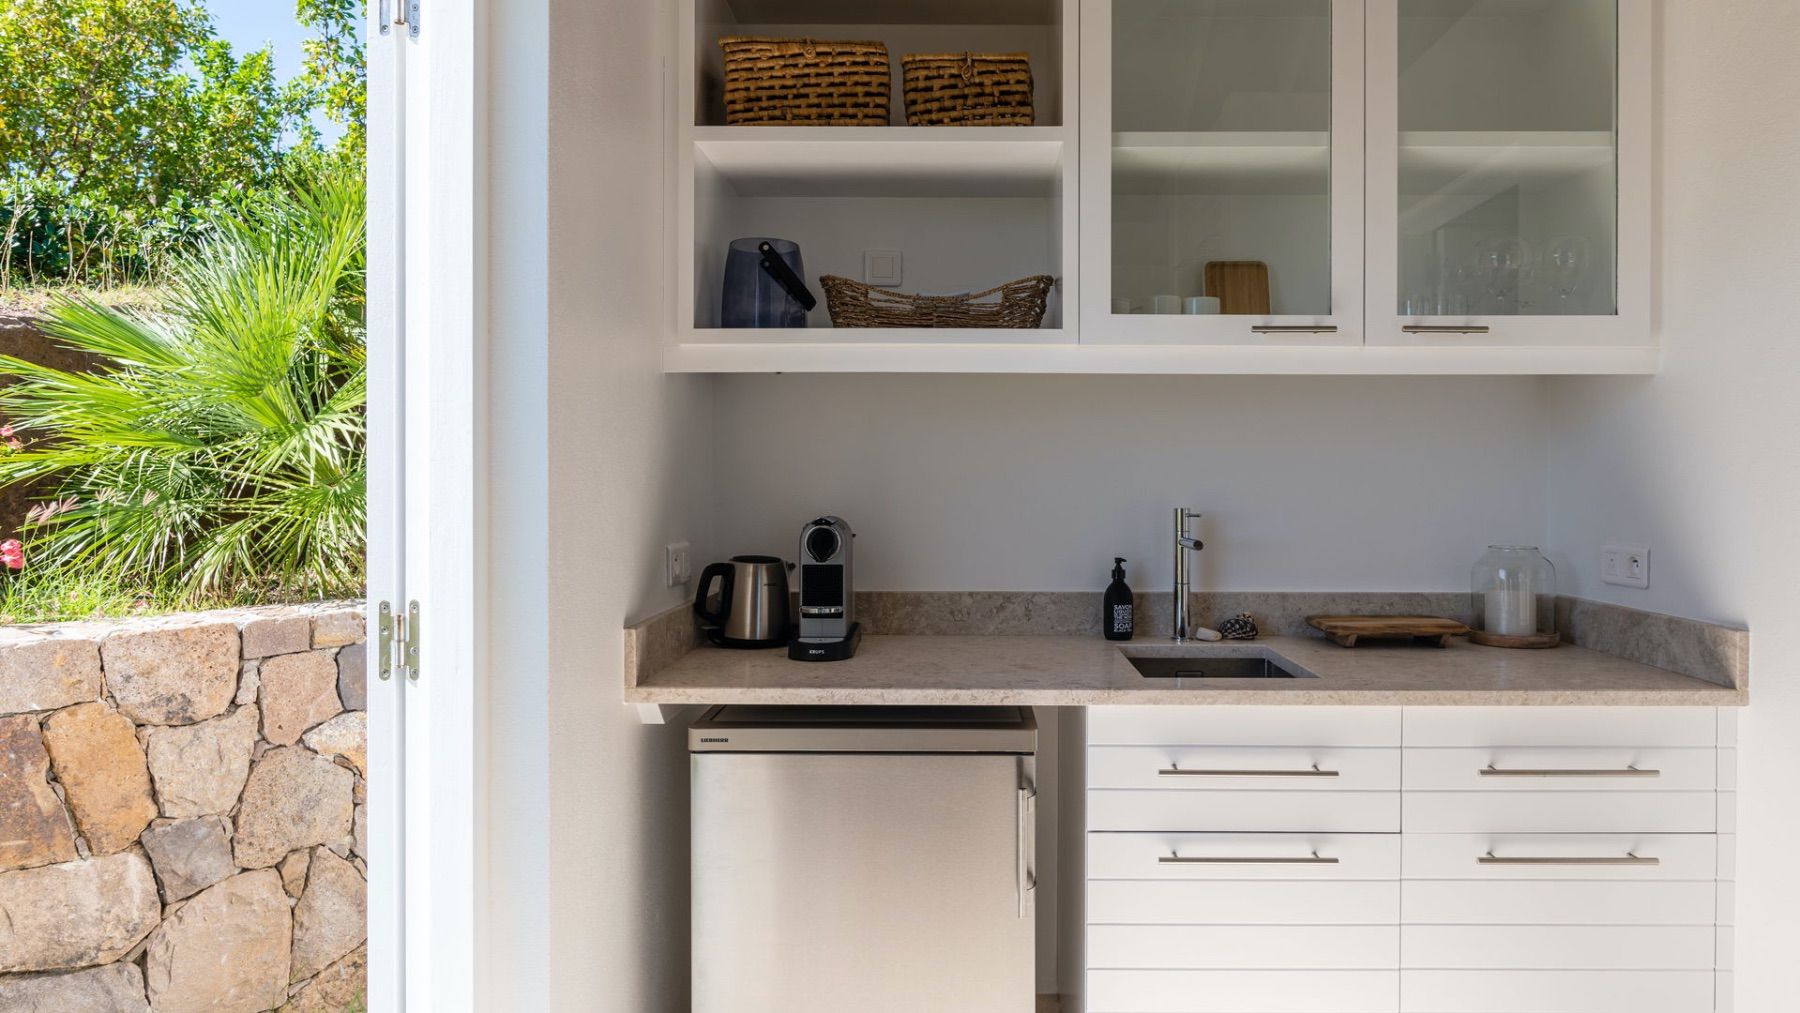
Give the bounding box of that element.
[1306,615,1471,648]
[1204,260,1271,315]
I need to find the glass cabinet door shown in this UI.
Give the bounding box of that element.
[1081,0,1363,345]
[1368,0,1648,346]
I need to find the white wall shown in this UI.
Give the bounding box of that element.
[1544,2,1800,1006]
[712,374,1550,591]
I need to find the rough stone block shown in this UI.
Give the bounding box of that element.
[290,848,366,983]
[232,747,354,869]
[0,637,102,716]
[234,661,259,707]
[0,714,78,872]
[139,816,237,904]
[41,703,157,855]
[301,711,366,778]
[100,624,238,726]
[240,616,310,659]
[352,804,366,860]
[278,849,311,899]
[309,611,363,650]
[143,707,258,819]
[335,643,366,711]
[257,652,341,747]
[142,870,290,1013]
[280,944,364,1013]
[0,852,161,973]
[0,961,150,1012]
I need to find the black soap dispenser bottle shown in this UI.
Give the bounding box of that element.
[1103,557,1135,641]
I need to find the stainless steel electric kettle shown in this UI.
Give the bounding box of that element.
[693,555,792,648]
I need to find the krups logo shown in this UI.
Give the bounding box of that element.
[699,737,730,743]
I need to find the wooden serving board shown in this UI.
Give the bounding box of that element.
[1306,615,1471,648]
[1204,260,1271,315]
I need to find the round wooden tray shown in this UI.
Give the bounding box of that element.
[1469,629,1561,649]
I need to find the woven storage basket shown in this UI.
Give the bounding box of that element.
[719,36,891,125]
[820,274,1053,329]
[901,52,1034,126]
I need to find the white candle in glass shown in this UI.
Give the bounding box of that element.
[1484,582,1537,636]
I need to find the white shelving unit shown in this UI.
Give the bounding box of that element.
[664,0,1655,375]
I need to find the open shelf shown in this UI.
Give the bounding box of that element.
[717,0,1058,25]
[694,127,1068,198]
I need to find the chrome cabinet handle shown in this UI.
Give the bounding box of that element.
[1016,786,1036,919]
[1252,325,1338,334]
[1160,764,1339,778]
[1162,851,1338,865]
[1480,851,1659,867]
[1480,765,1660,778]
[1404,324,1491,334]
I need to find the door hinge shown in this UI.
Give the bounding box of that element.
[378,600,421,682]
[380,0,420,38]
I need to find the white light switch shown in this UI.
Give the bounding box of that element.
[863,250,903,287]
[666,542,692,586]
[1600,541,1650,588]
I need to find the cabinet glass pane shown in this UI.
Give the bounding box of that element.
[1397,0,1618,316]
[1111,0,1333,316]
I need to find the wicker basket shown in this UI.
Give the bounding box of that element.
[820,275,1053,329]
[901,52,1034,126]
[719,36,891,125]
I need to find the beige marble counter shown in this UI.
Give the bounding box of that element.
[626,633,1746,707]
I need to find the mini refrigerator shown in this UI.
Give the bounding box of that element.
[689,705,1037,1012]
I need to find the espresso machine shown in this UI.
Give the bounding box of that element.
[790,516,860,661]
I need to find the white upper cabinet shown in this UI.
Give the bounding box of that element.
[1366,0,1650,350]
[1080,0,1365,348]
[664,0,1653,374]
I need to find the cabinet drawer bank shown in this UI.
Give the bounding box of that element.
[1083,705,1734,1013]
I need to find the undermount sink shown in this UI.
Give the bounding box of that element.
[1125,654,1312,680]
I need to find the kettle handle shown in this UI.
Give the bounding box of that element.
[693,562,734,628]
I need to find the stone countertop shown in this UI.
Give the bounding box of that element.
[626,633,1747,707]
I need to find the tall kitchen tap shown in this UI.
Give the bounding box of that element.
[1173,508,1204,642]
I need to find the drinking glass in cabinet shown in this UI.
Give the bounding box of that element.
[1396,0,1618,317]
[1109,0,1333,316]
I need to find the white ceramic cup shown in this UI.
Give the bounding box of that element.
[1152,294,1182,315]
[1183,296,1222,315]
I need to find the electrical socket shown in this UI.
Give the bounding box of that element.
[1600,541,1649,589]
[665,542,692,586]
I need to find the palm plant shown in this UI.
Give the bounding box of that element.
[0,170,365,595]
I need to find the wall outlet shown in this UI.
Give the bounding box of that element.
[1600,541,1650,588]
[665,541,692,586]
[863,250,903,287]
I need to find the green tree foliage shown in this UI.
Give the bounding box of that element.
[0,169,366,595]
[298,0,368,163]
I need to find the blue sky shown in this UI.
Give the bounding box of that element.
[204,0,343,141]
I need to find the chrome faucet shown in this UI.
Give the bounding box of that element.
[1173,508,1204,642]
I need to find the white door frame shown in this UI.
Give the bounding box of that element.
[367,0,483,1009]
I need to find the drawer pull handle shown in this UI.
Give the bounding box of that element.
[1403,324,1491,334]
[1479,851,1660,867]
[1159,764,1340,778]
[1162,851,1339,866]
[1480,765,1660,778]
[1252,325,1339,334]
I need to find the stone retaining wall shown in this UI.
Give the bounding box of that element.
[0,604,368,1012]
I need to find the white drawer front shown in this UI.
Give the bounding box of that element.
[1090,969,1397,1013]
[1089,705,1401,747]
[1403,791,1714,832]
[1088,832,1399,880]
[1092,924,1398,970]
[1400,969,1714,1012]
[1402,880,1715,926]
[1403,747,1716,791]
[1403,834,1718,881]
[1090,745,1400,791]
[1403,707,1716,747]
[1402,925,1715,971]
[1090,789,1399,832]
[1091,879,1398,925]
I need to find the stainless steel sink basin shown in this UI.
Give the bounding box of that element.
[1125,655,1310,680]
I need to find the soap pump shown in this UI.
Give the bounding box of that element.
[1103,557,1135,641]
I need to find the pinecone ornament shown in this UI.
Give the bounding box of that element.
[1218,612,1259,640]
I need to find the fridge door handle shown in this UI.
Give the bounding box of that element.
[1017,785,1037,919]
